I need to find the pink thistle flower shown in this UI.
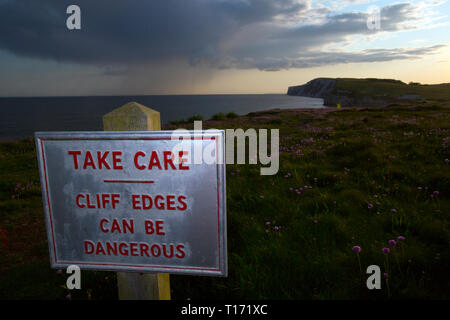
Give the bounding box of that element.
[397,236,405,241]
[388,240,396,247]
[391,209,397,213]
[382,247,390,254]
[368,204,373,209]
[259,195,264,199]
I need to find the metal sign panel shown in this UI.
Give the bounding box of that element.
[35,131,227,276]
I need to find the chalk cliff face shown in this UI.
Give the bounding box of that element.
[287,78,392,107]
[287,78,336,98]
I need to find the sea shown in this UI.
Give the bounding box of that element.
[0,94,324,139]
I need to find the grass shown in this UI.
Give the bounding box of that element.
[0,101,449,299]
[334,78,450,101]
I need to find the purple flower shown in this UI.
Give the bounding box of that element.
[56,269,62,275]
[352,246,361,253]
[265,221,271,226]
[65,293,72,300]
[274,226,279,231]
[289,187,293,191]
[388,240,396,247]
[368,204,373,209]
[397,236,406,242]
[265,229,269,233]
[382,247,390,254]
[384,273,388,279]
[433,191,439,196]
[313,219,318,224]
[259,195,264,199]
[445,158,449,163]
[391,209,397,213]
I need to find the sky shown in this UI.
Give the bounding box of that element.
[0,0,449,97]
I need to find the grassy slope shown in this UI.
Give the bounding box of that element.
[0,101,449,299]
[334,78,450,101]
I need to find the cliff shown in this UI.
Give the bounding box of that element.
[287,78,450,107]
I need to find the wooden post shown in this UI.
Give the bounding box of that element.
[103,101,171,300]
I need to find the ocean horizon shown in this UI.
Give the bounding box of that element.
[0,94,324,139]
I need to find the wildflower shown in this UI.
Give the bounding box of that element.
[352,246,361,253]
[391,209,397,213]
[376,202,381,206]
[265,221,271,226]
[289,187,293,191]
[265,229,269,233]
[388,240,396,247]
[368,204,373,209]
[433,191,439,196]
[313,219,318,224]
[259,195,264,199]
[445,158,449,163]
[384,273,388,279]
[66,293,72,300]
[231,172,235,176]
[274,226,279,231]
[382,248,390,254]
[397,236,406,242]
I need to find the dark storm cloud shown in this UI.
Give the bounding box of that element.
[0,0,445,70]
[0,0,306,64]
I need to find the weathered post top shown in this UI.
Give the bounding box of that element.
[103,101,161,131]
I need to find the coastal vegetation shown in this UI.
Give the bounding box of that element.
[0,100,449,299]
